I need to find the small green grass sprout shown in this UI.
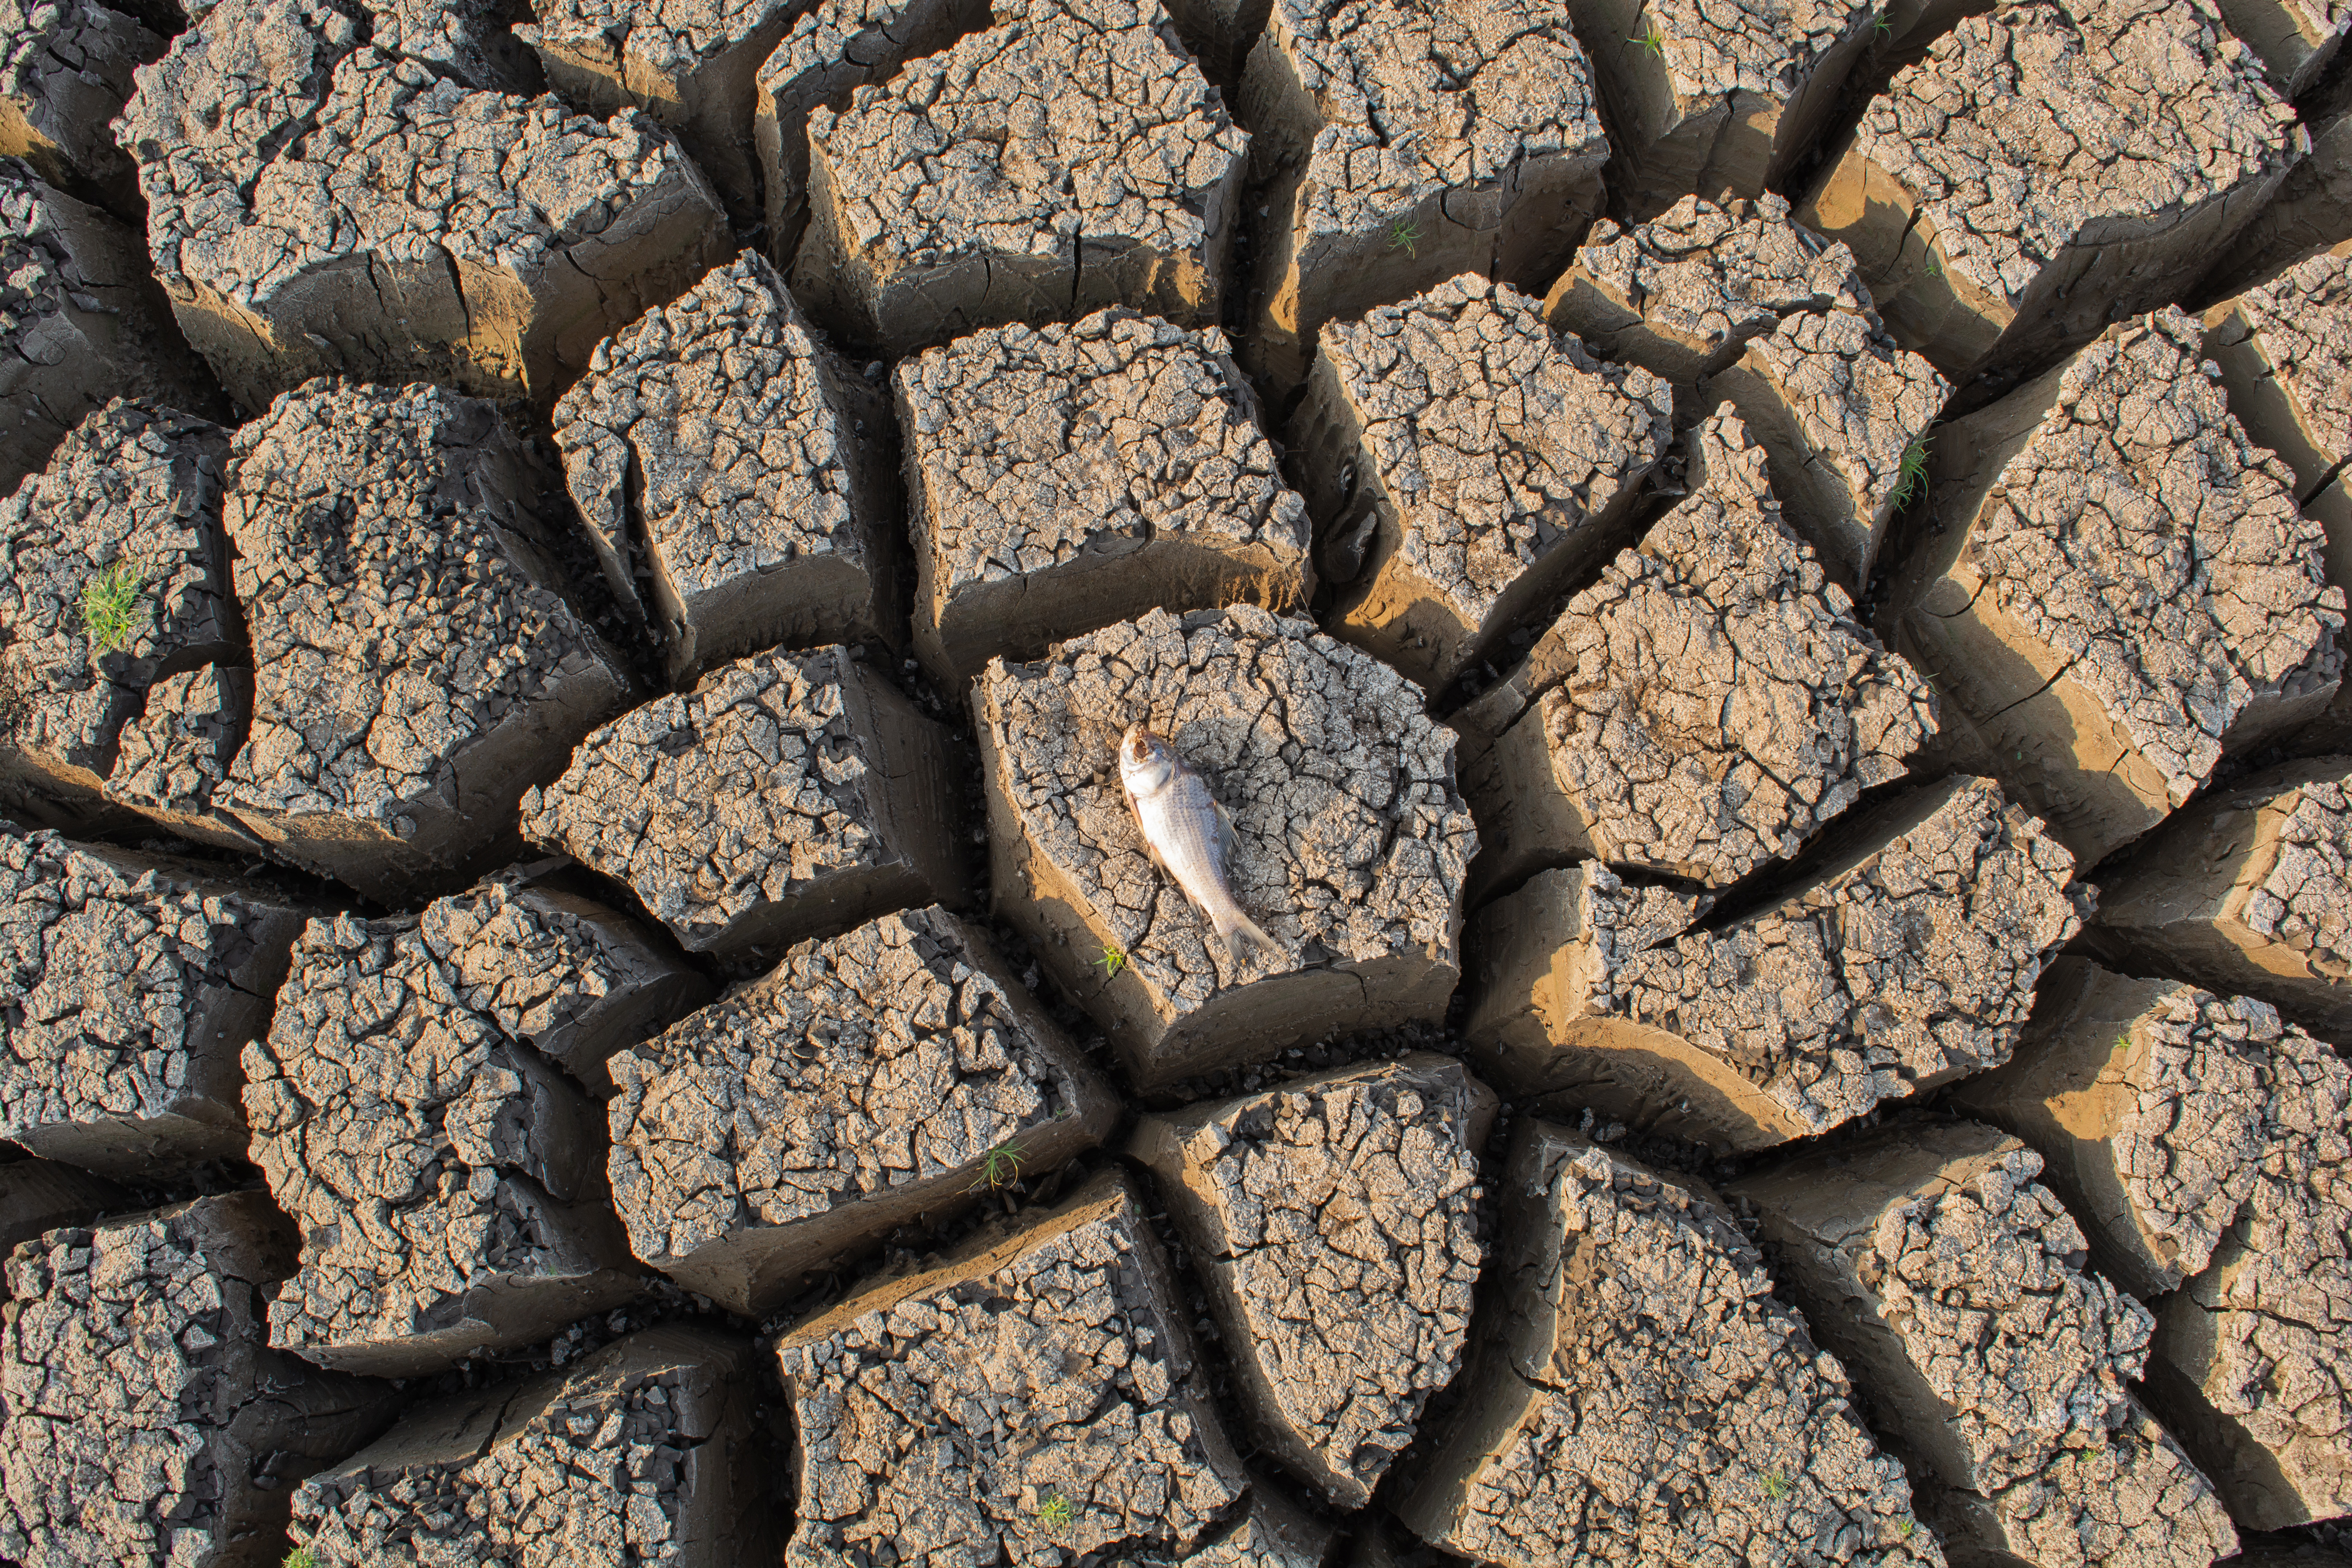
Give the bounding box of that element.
[1897,1517,1916,1540]
[1891,436,1931,510]
[1094,943,1127,978]
[1388,217,1421,257]
[1874,13,1892,33]
[1036,1492,1077,1533]
[1760,1469,1791,1501]
[969,1140,1029,1193]
[284,1548,318,1568]
[81,562,149,658]
[1630,20,1666,55]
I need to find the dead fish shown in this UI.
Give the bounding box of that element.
[1118,722,1282,968]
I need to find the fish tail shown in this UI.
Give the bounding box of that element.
[1215,907,1282,967]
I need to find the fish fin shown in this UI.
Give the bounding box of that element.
[1214,907,1283,969]
[1211,797,1240,874]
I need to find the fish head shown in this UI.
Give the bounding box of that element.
[1118,722,1180,796]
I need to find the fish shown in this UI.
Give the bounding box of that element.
[1118,722,1282,969]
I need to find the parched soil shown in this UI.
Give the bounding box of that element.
[1730,1122,2241,1566]
[606,904,1116,1312]
[1887,307,2343,867]
[1463,410,1934,894]
[11,0,2352,1557]
[1397,1121,1940,1566]
[245,875,704,1374]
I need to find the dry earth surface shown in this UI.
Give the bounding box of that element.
[6,0,2352,1561]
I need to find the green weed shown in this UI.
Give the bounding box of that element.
[81,562,149,658]
[1388,218,1421,258]
[1036,1492,1076,1533]
[1761,1470,1790,1501]
[1891,436,1931,510]
[284,1549,317,1568]
[1094,943,1127,978]
[1630,20,1666,55]
[969,1141,1029,1193]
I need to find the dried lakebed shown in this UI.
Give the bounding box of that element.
[2,0,2352,1561]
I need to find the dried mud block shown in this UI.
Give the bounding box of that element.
[1461,411,1933,895]
[0,1192,402,1568]
[100,666,261,853]
[1463,776,2083,1149]
[976,605,1477,1091]
[1887,310,2344,869]
[119,0,730,413]
[1181,1484,1337,1567]
[1728,1122,2240,1568]
[774,1171,1248,1561]
[1395,1122,1942,1566]
[0,1160,125,1263]
[898,307,1311,686]
[554,253,897,686]
[2214,0,2352,95]
[792,0,1249,358]
[607,905,1117,1314]
[1237,0,1607,391]
[0,401,241,838]
[1798,0,2301,394]
[753,0,990,259]
[212,381,632,902]
[2086,759,2352,1037]
[243,878,708,1375]
[361,0,540,90]
[1292,275,1671,693]
[1567,0,1877,225]
[1539,191,1873,384]
[2133,1009,2352,1527]
[0,0,164,209]
[1951,961,2327,1299]
[0,164,218,495]
[522,646,966,967]
[1127,1053,1495,1508]
[2202,239,2352,503]
[0,828,307,1176]
[1705,304,1949,590]
[521,0,802,221]
[292,1326,768,1568]
[2203,70,2352,299]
